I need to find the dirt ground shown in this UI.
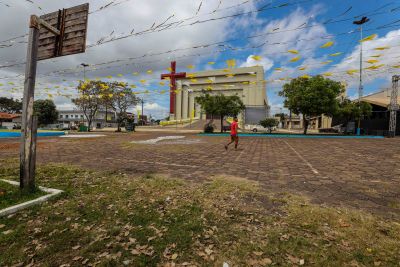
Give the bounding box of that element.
[1,132,399,219]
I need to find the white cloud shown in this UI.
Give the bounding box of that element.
[134,102,168,119]
[327,29,400,88]
[0,0,255,111]
[240,55,274,71]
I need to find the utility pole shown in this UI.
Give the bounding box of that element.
[20,15,40,191]
[353,16,370,135]
[20,4,89,191]
[141,97,144,125]
[389,75,399,137]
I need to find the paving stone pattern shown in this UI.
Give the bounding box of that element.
[1,132,399,219]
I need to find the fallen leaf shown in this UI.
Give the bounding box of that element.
[253,251,263,256]
[2,230,13,235]
[72,245,81,250]
[260,258,272,265]
[205,247,213,255]
[171,253,178,260]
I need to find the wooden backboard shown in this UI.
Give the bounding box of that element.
[38,3,89,61]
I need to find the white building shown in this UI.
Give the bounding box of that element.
[170,66,269,125]
[58,110,117,129]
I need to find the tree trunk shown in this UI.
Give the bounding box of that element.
[303,117,308,135]
[87,120,91,132]
[220,116,223,133]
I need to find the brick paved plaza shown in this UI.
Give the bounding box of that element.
[1,132,399,218]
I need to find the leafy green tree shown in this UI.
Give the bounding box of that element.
[336,99,372,125]
[72,80,105,131]
[196,92,245,133]
[0,97,22,113]
[33,99,58,126]
[106,82,139,132]
[279,75,344,134]
[259,118,278,133]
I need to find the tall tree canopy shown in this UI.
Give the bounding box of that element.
[72,80,105,131]
[279,75,345,134]
[33,99,58,126]
[0,97,22,114]
[196,92,245,132]
[105,82,139,132]
[336,98,372,124]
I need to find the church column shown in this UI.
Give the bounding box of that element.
[175,81,182,120]
[195,102,201,118]
[182,87,189,120]
[188,91,195,119]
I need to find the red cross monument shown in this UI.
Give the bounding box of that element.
[161,61,186,115]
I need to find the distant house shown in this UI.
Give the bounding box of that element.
[57,110,117,130]
[0,112,21,129]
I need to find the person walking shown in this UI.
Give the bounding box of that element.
[225,117,239,150]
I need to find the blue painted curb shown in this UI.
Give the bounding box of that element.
[0,131,65,138]
[198,133,384,139]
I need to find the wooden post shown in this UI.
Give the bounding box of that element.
[20,15,40,191]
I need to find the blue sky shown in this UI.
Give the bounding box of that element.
[0,0,399,118]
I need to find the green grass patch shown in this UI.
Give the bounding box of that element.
[0,160,399,266]
[0,180,46,210]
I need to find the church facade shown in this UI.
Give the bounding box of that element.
[169,66,269,125]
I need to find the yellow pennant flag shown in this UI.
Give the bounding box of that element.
[392,65,400,68]
[274,67,283,71]
[132,72,139,76]
[374,46,390,50]
[365,64,384,70]
[205,86,213,90]
[290,56,301,62]
[226,59,236,68]
[360,34,377,42]
[298,66,307,70]
[207,62,215,65]
[187,65,195,69]
[117,74,123,77]
[346,69,358,75]
[321,60,333,65]
[106,76,112,79]
[323,72,333,76]
[147,70,153,74]
[206,78,214,83]
[300,74,311,79]
[287,49,299,54]
[190,79,198,83]
[140,79,146,84]
[366,59,379,64]
[226,74,235,78]
[321,41,334,48]
[159,82,165,86]
[186,73,196,78]
[329,52,343,56]
[251,55,262,61]
[371,54,382,58]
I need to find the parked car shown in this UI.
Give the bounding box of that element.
[245,124,275,133]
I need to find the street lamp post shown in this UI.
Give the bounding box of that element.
[353,16,370,135]
[81,63,89,80]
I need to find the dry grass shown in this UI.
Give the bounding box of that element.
[0,159,399,266]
